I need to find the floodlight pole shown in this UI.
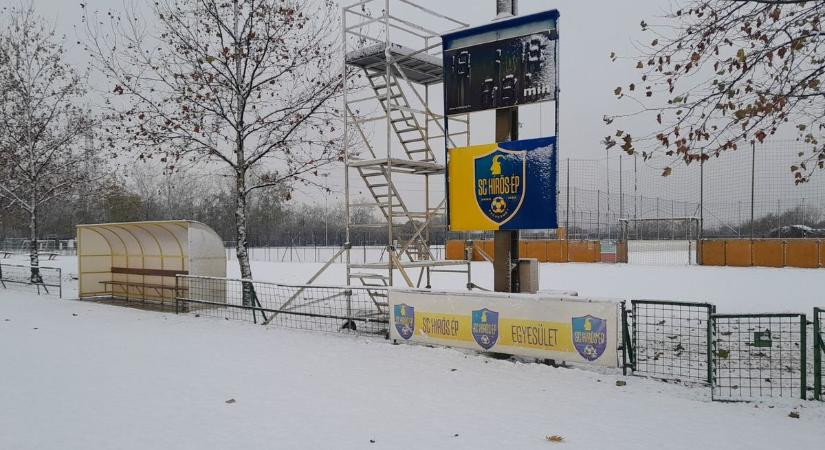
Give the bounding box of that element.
[493,0,520,293]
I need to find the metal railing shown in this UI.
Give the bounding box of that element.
[175,275,389,335]
[0,263,62,298]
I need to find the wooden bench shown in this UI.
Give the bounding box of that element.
[100,267,189,304]
[0,251,12,259]
[42,252,59,260]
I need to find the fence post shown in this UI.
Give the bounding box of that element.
[707,305,716,385]
[751,141,756,239]
[815,308,822,401]
[698,148,704,265]
[175,275,180,314]
[801,313,808,400]
[565,158,570,232]
[620,301,634,375]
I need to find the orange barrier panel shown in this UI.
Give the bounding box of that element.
[616,242,628,263]
[445,240,465,261]
[481,240,495,262]
[568,241,599,263]
[546,240,567,263]
[470,242,485,261]
[752,240,784,268]
[701,241,726,266]
[725,240,752,267]
[462,239,606,263]
[785,240,819,269]
[519,241,528,258]
[523,240,548,262]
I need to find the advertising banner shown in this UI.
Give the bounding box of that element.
[389,289,619,367]
[442,10,559,115]
[448,136,557,231]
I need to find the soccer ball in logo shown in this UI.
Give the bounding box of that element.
[490,197,507,215]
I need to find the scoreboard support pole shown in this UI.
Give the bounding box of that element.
[493,0,520,294]
[493,107,520,293]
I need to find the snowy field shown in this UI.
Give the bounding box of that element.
[2,254,825,449]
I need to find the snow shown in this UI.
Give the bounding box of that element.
[1,253,825,449]
[224,259,825,314]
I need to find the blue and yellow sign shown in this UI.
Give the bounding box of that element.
[448,136,557,231]
[394,304,415,340]
[471,309,499,350]
[571,315,608,361]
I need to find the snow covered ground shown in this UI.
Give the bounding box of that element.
[1,254,825,449]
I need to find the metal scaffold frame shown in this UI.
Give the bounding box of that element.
[338,0,473,290]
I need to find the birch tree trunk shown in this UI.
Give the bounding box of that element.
[234,165,255,307]
[29,202,42,284]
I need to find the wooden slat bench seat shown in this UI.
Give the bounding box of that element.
[100,267,189,303]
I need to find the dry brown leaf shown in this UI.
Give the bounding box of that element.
[546,435,564,443]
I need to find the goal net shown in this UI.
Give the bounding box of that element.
[619,217,700,266]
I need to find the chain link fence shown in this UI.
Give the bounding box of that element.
[555,141,825,252]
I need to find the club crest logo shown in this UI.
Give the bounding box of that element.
[471,308,499,350]
[571,315,608,361]
[473,148,527,224]
[394,304,415,340]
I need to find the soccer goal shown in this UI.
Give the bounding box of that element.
[618,217,700,265]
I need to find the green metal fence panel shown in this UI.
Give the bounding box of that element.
[630,300,715,384]
[712,313,807,401]
[816,308,824,401]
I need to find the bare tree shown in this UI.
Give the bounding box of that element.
[605,1,825,182]
[0,3,94,282]
[83,0,342,303]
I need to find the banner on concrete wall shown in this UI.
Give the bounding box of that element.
[389,289,619,367]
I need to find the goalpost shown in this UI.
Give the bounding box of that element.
[618,217,701,265]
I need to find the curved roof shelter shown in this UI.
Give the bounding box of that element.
[77,221,226,300]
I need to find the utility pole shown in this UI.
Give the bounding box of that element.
[493,0,519,293]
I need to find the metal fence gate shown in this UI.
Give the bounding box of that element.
[629,300,714,384]
[711,313,807,401]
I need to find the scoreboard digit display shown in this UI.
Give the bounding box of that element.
[442,10,559,115]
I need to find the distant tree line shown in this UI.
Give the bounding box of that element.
[0,166,449,247]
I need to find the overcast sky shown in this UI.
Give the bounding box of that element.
[20,0,688,206]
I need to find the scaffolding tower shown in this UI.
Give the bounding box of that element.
[341,0,472,290]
